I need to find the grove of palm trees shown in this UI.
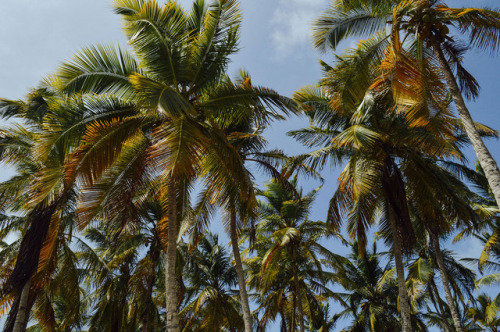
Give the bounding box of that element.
[1,0,500,331]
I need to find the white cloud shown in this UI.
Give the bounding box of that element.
[270,0,328,56]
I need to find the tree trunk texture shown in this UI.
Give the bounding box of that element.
[165,177,180,332]
[381,159,413,332]
[12,279,31,332]
[3,202,59,332]
[2,294,19,332]
[434,41,500,209]
[2,202,58,298]
[142,242,159,332]
[431,232,464,332]
[280,310,287,332]
[229,205,253,332]
[292,249,305,332]
[430,278,452,332]
[388,212,413,332]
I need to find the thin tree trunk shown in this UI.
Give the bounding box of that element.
[290,290,296,332]
[142,280,154,332]
[165,177,180,332]
[142,247,158,332]
[12,278,30,332]
[433,41,500,209]
[430,278,452,332]
[381,161,413,332]
[431,232,464,332]
[280,310,287,332]
[388,212,412,332]
[292,248,305,332]
[229,205,253,332]
[222,302,236,332]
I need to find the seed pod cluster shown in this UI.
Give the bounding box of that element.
[404,5,452,45]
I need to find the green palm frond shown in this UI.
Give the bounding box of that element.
[65,116,144,186]
[313,3,390,51]
[58,44,139,97]
[122,0,191,86]
[187,0,241,90]
[440,7,500,52]
[130,73,195,117]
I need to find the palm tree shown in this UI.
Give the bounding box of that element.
[189,71,308,332]
[289,33,485,331]
[244,177,338,331]
[76,196,167,332]
[27,242,86,332]
[306,303,338,332]
[455,163,500,284]
[78,225,159,332]
[474,220,500,275]
[467,293,500,331]
[330,241,428,331]
[0,89,129,332]
[178,233,244,331]
[0,90,67,332]
[400,156,485,332]
[54,1,297,331]
[312,0,500,212]
[424,297,482,332]
[406,242,476,332]
[0,213,88,332]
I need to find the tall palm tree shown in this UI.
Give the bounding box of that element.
[330,241,428,331]
[400,156,484,332]
[179,233,244,331]
[78,226,158,332]
[455,163,500,282]
[424,296,482,332]
[467,293,500,331]
[406,242,476,332]
[289,33,486,331]
[0,89,131,332]
[54,1,297,331]
[190,71,307,332]
[75,195,168,332]
[244,177,338,331]
[312,0,500,211]
[306,303,338,332]
[0,90,68,332]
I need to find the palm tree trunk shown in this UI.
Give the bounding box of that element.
[429,278,452,332]
[292,249,305,332]
[433,41,500,209]
[290,292,296,332]
[381,161,413,332]
[12,278,30,332]
[142,255,157,332]
[222,302,236,332]
[280,310,287,332]
[165,177,180,332]
[388,213,412,332]
[229,205,253,332]
[2,202,58,300]
[431,232,464,332]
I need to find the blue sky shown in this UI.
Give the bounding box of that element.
[1,0,500,330]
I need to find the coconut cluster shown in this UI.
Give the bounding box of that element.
[403,5,452,46]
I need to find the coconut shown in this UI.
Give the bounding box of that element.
[440,25,450,35]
